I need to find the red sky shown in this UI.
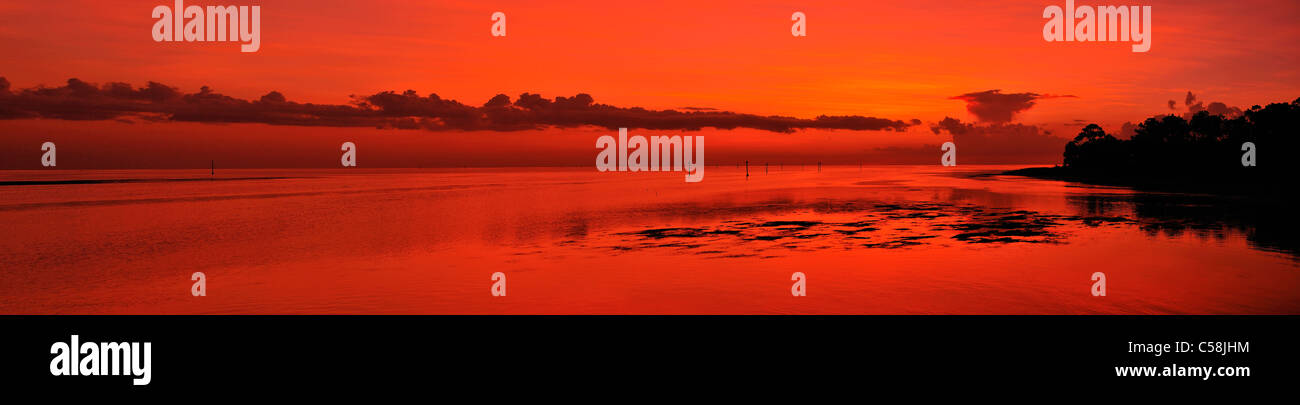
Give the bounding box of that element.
[2,0,1298,168]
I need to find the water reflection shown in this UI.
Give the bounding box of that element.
[594,180,1296,262]
[1068,193,1299,260]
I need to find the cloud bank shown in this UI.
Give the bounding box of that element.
[927,117,1066,163]
[0,77,916,133]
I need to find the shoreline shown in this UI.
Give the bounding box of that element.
[1002,166,1283,199]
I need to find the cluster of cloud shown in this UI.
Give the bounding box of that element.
[921,89,1078,163]
[1167,91,1242,118]
[0,77,917,133]
[949,90,1076,123]
[926,117,1066,163]
[1096,91,1248,139]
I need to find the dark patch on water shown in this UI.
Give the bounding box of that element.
[604,200,1134,258]
[756,220,822,228]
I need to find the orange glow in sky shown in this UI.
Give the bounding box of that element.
[1,0,1298,166]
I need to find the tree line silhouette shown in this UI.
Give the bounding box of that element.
[1056,97,1299,194]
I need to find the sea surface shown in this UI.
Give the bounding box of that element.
[1,165,1297,314]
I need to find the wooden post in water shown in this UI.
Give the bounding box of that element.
[210,160,214,176]
[745,160,749,178]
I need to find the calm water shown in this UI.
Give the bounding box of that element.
[1,166,1297,314]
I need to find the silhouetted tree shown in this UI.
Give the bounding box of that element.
[1064,124,1125,170]
[1060,97,1300,192]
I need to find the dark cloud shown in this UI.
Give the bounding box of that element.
[949,89,1076,123]
[1179,91,1242,119]
[928,117,1066,163]
[1110,91,1248,140]
[1198,102,1241,117]
[1118,121,1138,139]
[0,77,915,133]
